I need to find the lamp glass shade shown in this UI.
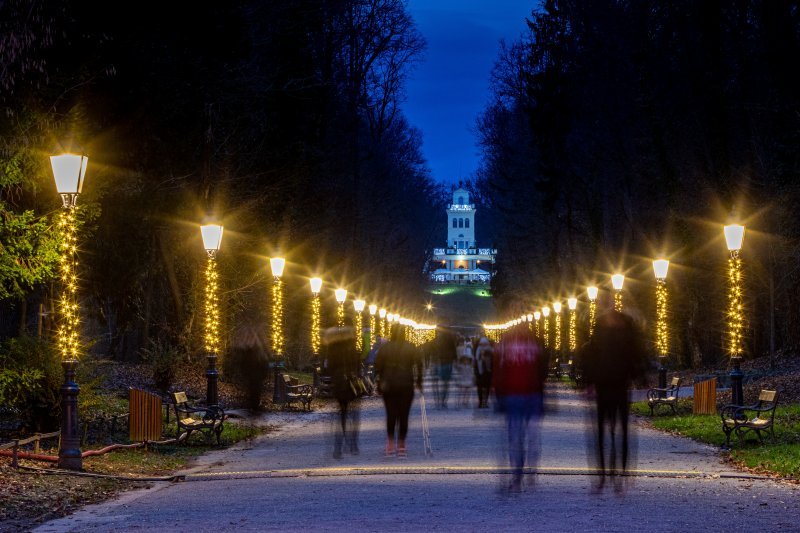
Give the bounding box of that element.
[587,286,599,300]
[309,277,323,294]
[553,302,562,313]
[653,259,669,280]
[527,313,533,321]
[354,299,366,312]
[724,224,745,251]
[611,274,625,290]
[270,257,286,278]
[567,297,577,310]
[534,311,541,320]
[334,288,347,303]
[200,224,223,251]
[51,154,88,195]
[379,308,386,318]
[542,307,550,317]
[369,304,377,315]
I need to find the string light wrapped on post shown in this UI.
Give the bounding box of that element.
[542,307,551,348]
[527,313,533,332]
[567,297,577,352]
[587,286,598,337]
[50,152,88,471]
[368,304,377,348]
[611,274,625,312]
[724,224,746,406]
[379,308,387,338]
[309,278,323,356]
[269,258,286,357]
[353,299,366,352]
[335,288,347,327]
[553,302,562,353]
[533,310,541,338]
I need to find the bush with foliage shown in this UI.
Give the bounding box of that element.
[141,339,184,393]
[0,335,61,431]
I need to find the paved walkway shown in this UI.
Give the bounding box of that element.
[36,380,800,532]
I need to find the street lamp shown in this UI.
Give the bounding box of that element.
[542,306,551,348]
[379,308,387,338]
[533,310,541,338]
[567,297,577,353]
[354,299,366,352]
[587,286,599,337]
[724,223,746,406]
[309,277,323,356]
[653,259,670,390]
[553,301,562,354]
[611,274,625,312]
[335,288,347,327]
[51,153,88,471]
[269,257,285,404]
[526,313,533,332]
[200,223,223,408]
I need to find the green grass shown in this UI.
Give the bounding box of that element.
[633,400,800,478]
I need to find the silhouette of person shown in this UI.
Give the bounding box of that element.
[579,293,648,492]
[323,327,361,459]
[432,325,457,409]
[493,324,548,492]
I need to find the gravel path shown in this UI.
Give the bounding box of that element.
[34,380,800,532]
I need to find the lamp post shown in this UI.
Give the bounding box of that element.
[309,278,323,357]
[611,274,625,312]
[553,302,562,355]
[587,286,598,337]
[335,288,347,327]
[200,223,223,407]
[567,297,577,353]
[269,258,285,404]
[542,306,551,348]
[368,304,377,349]
[526,313,533,333]
[653,259,670,390]
[51,153,88,471]
[354,299,366,353]
[725,224,746,406]
[379,308,387,338]
[533,310,541,338]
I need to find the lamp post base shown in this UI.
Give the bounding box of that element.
[272,359,283,404]
[58,360,82,470]
[730,356,744,406]
[206,355,218,406]
[658,355,667,388]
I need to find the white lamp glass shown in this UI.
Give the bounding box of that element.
[270,257,286,278]
[611,274,625,290]
[379,308,386,318]
[567,297,577,310]
[587,286,599,301]
[335,288,347,303]
[653,259,670,280]
[50,154,88,195]
[724,224,745,251]
[200,224,223,251]
[534,311,541,320]
[369,304,377,315]
[354,299,366,313]
[309,277,322,294]
[542,307,550,317]
[553,302,562,313]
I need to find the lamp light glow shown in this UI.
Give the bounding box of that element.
[201,224,223,252]
[270,257,286,278]
[335,288,347,303]
[379,308,387,318]
[533,311,541,320]
[724,224,745,252]
[354,299,366,313]
[369,304,377,315]
[587,286,599,301]
[51,154,88,208]
[611,274,625,290]
[567,297,577,310]
[542,307,550,317]
[653,259,669,280]
[309,277,323,294]
[553,302,562,313]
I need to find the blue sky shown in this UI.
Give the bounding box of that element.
[403,1,535,184]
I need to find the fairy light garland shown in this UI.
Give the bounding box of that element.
[656,278,668,356]
[728,252,744,358]
[569,308,577,352]
[271,277,284,355]
[57,208,80,361]
[311,292,321,355]
[355,312,363,352]
[204,254,220,354]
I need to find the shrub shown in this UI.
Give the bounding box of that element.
[141,339,183,393]
[0,335,61,431]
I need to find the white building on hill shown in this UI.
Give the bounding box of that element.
[429,188,497,283]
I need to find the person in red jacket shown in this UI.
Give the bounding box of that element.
[492,324,548,492]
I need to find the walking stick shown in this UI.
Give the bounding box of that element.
[420,391,433,456]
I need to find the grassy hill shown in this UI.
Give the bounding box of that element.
[424,284,497,327]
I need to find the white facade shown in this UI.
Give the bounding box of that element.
[430,188,497,283]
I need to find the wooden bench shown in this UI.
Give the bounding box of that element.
[721,390,778,447]
[171,392,225,445]
[646,376,682,415]
[281,374,314,411]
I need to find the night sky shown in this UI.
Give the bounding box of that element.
[404,0,535,184]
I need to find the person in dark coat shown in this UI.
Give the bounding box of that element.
[323,327,361,459]
[375,324,423,457]
[473,337,493,408]
[579,294,648,492]
[432,325,457,409]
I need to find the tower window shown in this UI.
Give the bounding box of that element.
[452,218,457,228]
[458,196,464,205]
[465,219,470,228]
[458,218,464,228]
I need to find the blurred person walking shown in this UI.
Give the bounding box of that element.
[493,324,548,492]
[432,325,458,409]
[474,337,493,408]
[323,327,362,459]
[375,324,423,457]
[579,293,648,492]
